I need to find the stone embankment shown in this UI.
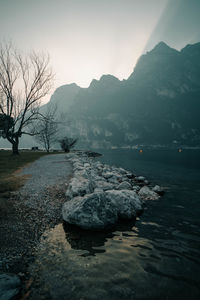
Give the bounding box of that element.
[63,152,163,230]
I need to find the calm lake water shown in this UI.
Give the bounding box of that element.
[31,149,200,300]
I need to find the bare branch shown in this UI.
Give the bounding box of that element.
[0,41,54,154]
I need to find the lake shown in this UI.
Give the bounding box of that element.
[31,149,200,300]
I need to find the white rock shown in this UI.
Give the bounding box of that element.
[62,192,118,230]
[107,173,120,184]
[132,185,140,192]
[66,176,94,199]
[74,169,89,179]
[108,178,119,185]
[84,163,91,168]
[73,162,83,169]
[95,180,115,191]
[95,162,103,170]
[106,190,143,219]
[102,172,113,179]
[135,176,146,182]
[94,188,104,193]
[118,167,128,175]
[62,189,143,229]
[117,181,132,190]
[112,172,122,179]
[126,173,134,179]
[138,186,160,200]
[152,185,164,195]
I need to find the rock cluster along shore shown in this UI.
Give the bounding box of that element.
[62,152,163,230]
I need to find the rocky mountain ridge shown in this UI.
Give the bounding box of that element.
[1,41,199,149]
[47,41,200,149]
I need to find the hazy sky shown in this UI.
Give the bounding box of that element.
[0,0,199,102]
[144,0,200,51]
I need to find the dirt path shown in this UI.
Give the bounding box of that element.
[0,154,72,296]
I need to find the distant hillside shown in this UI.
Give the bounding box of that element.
[48,83,81,112]
[1,41,199,150]
[46,41,200,149]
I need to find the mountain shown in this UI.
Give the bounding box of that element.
[1,41,199,150]
[47,41,200,149]
[47,83,81,112]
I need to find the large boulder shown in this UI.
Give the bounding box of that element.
[62,190,143,230]
[138,186,160,200]
[105,190,143,219]
[0,273,21,300]
[62,192,118,230]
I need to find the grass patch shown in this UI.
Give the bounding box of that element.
[0,150,49,211]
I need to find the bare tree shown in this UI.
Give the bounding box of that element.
[34,104,58,152]
[59,137,77,153]
[0,41,54,154]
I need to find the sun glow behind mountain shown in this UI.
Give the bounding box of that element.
[0,0,200,104]
[0,0,168,97]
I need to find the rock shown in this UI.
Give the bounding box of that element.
[66,176,94,199]
[95,162,103,170]
[95,180,115,191]
[62,189,143,230]
[102,172,113,179]
[0,273,21,300]
[138,186,160,200]
[84,163,90,168]
[73,162,83,170]
[90,174,103,182]
[152,185,165,195]
[135,176,146,182]
[94,188,104,193]
[62,192,118,230]
[106,190,143,219]
[64,153,162,230]
[103,165,111,172]
[107,177,119,184]
[117,181,132,190]
[132,185,140,192]
[127,173,135,179]
[118,168,128,175]
[74,169,89,179]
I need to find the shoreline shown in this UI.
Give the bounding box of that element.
[0,151,163,299]
[0,154,73,299]
[62,152,163,230]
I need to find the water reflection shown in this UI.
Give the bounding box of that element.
[63,219,137,256]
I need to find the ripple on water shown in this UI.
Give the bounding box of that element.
[29,220,200,300]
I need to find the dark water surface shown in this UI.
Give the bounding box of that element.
[32,149,200,300]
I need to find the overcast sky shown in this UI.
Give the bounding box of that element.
[0,0,199,102]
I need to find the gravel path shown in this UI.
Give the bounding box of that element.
[0,153,73,295]
[19,153,73,210]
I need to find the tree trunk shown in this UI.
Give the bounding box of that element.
[12,138,19,155]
